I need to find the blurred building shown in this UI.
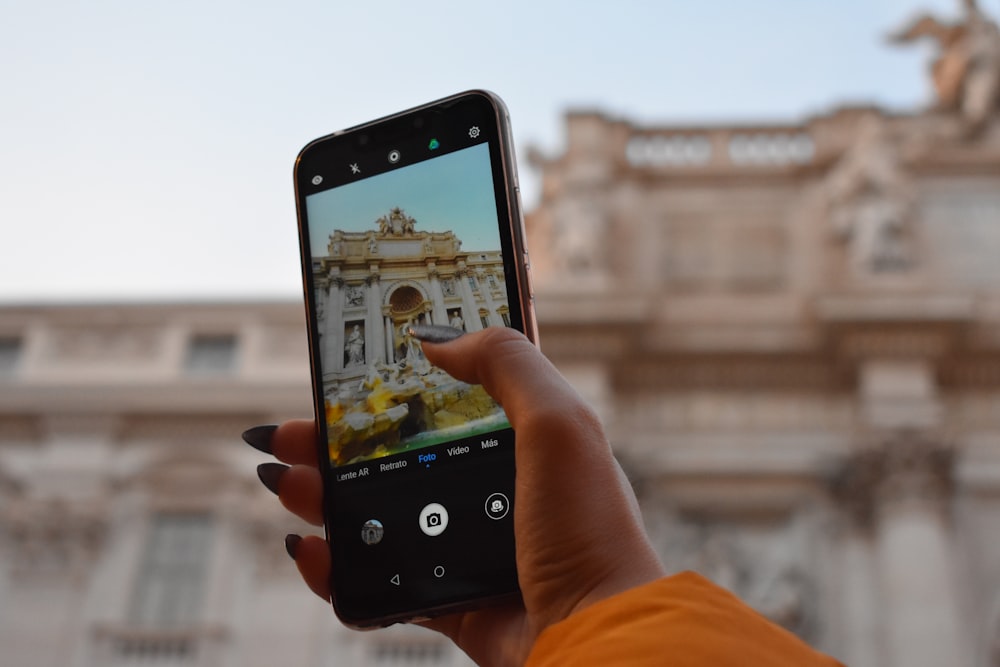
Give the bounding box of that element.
[3,5,1000,667]
[526,5,1000,665]
[0,303,467,666]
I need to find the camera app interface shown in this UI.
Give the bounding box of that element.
[305,142,512,468]
[301,119,520,621]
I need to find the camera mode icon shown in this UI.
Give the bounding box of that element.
[418,502,449,537]
[485,493,510,520]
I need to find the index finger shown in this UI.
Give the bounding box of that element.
[272,418,320,467]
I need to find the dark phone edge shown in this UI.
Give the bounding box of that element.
[292,90,538,629]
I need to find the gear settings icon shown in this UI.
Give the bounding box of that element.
[468,126,481,139]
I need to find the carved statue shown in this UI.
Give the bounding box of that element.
[890,0,1000,134]
[396,318,423,363]
[375,207,418,236]
[401,213,415,235]
[825,116,914,274]
[344,325,365,367]
[449,310,465,331]
[328,232,343,256]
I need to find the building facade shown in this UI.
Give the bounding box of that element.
[524,5,1000,665]
[313,206,509,387]
[3,5,1000,666]
[0,303,470,667]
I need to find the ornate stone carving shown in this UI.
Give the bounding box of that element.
[832,430,954,529]
[345,285,365,308]
[1,497,108,580]
[825,116,915,275]
[890,0,1000,136]
[315,288,326,324]
[656,516,818,641]
[328,231,344,256]
[375,207,417,236]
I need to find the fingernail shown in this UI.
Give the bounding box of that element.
[242,424,277,454]
[285,534,302,560]
[408,324,465,344]
[257,462,289,495]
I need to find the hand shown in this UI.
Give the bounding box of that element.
[250,327,665,666]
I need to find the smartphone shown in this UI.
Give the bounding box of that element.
[293,91,537,627]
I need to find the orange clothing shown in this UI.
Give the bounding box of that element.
[526,572,844,667]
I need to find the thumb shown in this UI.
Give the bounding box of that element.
[419,327,588,434]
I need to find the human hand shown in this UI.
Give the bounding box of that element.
[245,327,665,666]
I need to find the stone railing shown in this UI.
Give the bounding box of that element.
[625,129,815,169]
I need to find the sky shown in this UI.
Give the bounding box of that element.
[0,0,989,302]
[305,143,500,253]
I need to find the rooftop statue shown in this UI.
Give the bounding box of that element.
[376,207,417,236]
[890,0,1000,135]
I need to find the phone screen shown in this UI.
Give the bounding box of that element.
[294,92,532,625]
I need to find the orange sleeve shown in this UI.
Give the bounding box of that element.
[525,571,844,667]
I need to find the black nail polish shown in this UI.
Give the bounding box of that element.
[285,534,302,560]
[257,462,289,495]
[408,324,465,344]
[242,424,277,454]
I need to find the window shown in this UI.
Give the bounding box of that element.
[184,335,237,375]
[0,337,21,378]
[129,514,213,629]
[479,310,490,329]
[372,641,446,665]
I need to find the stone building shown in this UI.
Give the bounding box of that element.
[313,206,509,387]
[3,4,1000,666]
[0,302,468,666]
[524,4,1000,665]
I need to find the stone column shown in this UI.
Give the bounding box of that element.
[838,530,883,667]
[323,278,344,378]
[365,268,384,364]
[384,311,394,363]
[456,264,482,332]
[476,269,504,327]
[834,433,964,667]
[874,435,964,667]
[833,449,889,667]
[426,263,448,326]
